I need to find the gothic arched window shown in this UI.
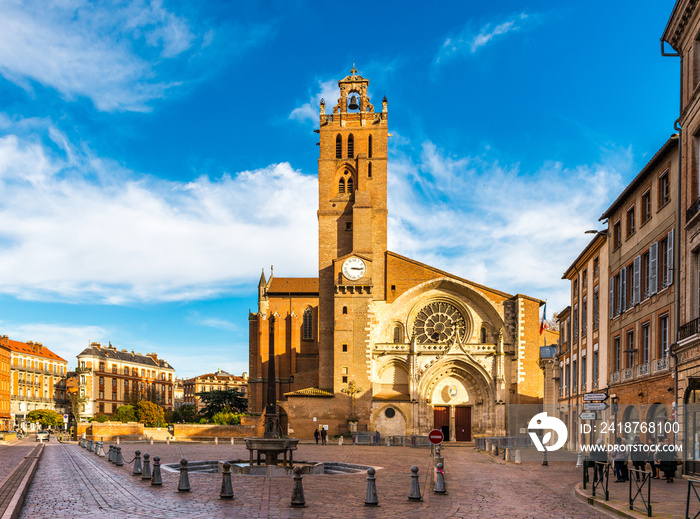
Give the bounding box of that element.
[347,134,354,158]
[347,177,354,192]
[339,178,345,193]
[368,135,373,158]
[336,134,342,158]
[393,323,404,344]
[302,308,313,340]
[481,327,487,343]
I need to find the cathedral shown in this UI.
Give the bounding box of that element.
[248,68,544,441]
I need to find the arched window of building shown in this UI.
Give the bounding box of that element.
[480,327,487,343]
[342,306,348,314]
[368,135,373,158]
[368,162,372,178]
[339,178,345,193]
[336,134,342,158]
[393,323,404,343]
[302,308,313,340]
[347,134,354,158]
[347,177,354,192]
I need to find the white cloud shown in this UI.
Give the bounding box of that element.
[0,0,198,111]
[387,141,631,312]
[289,79,338,124]
[0,321,110,367]
[436,12,532,63]
[0,118,317,303]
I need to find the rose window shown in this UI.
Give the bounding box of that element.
[412,301,466,344]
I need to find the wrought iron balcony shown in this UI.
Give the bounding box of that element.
[680,317,700,341]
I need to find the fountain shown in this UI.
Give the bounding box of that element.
[244,316,299,474]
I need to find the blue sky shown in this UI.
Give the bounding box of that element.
[0,0,679,377]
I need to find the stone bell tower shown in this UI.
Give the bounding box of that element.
[316,67,388,394]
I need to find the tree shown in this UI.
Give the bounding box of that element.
[135,400,165,427]
[211,411,243,425]
[195,388,247,419]
[172,404,197,423]
[27,409,63,428]
[115,405,137,423]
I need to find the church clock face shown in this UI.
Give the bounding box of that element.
[342,257,366,281]
[413,301,466,344]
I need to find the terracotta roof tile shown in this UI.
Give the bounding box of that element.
[268,277,318,294]
[0,337,67,362]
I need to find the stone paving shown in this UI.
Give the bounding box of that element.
[12,437,692,518]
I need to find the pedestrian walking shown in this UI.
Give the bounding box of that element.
[320,427,327,445]
[646,437,658,478]
[658,436,677,483]
[314,428,320,445]
[612,437,628,482]
[630,436,645,479]
[591,437,607,481]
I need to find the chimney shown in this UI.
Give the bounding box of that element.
[148,353,158,362]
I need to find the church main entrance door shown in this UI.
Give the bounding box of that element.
[455,406,471,441]
[434,406,449,439]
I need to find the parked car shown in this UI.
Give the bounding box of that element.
[36,430,49,442]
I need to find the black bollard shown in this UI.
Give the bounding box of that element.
[290,466,306,507]
[133,450,142,475]
[178,459,190,492]
[151,456,162,486]
[108,445,115,463]
[434,462,447,494]
[494,445,499,457]
[220,462,234,499]
[87,439,93,452]
[141,453,151,480]
[116,446,124,467]
[408,466,422,501]
[364,467,379,506]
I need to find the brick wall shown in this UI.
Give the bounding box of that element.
[172,423,257,438]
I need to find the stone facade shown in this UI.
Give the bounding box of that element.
[248,69,545,441]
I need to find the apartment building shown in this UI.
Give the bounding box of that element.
[182,369,248,413]
[2,336,69,430]
[557,232,610,450]
[600,135,677,445]
[0,341,10,431]
[662,0,700,477]
[76,343,175,418]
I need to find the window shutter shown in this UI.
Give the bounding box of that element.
[616,274,622,315]
[650,242,658,294]
[609,276,614,319]
[667,229,674,286]
[633,255,641,305]
[621,267,627,312]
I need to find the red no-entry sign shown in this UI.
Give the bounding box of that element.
[428,429,444,445]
